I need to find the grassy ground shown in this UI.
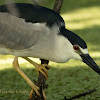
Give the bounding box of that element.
[0,0,100,100]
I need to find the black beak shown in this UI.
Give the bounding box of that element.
[80,54,100,75]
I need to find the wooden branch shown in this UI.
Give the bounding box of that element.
[64,88,97,100]
[53,0,64,13]
[29,59,49,100]
[29,0,64,100]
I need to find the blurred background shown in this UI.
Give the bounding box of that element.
[0,0,100,100]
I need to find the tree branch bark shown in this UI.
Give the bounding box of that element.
[29,0,64,100]
[53,0,64,13]
[29,59,49,100]
[64,88,97,100]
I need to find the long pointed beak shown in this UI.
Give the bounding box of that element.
[80,54,100,75]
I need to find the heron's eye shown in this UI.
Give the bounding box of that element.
[73,45,79,50]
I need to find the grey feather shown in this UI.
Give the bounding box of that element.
[0,13,48,50]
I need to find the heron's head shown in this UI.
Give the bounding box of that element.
[72,44,100,75]
[60,28,100,75]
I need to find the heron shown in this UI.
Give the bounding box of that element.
[0,3,100,98]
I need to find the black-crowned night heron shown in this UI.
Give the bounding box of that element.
[0,3,100,98]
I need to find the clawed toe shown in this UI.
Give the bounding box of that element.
[22,57,50,80]
[36,64,51,80]
[42,64,51,70]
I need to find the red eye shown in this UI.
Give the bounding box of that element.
[73,45,79,50]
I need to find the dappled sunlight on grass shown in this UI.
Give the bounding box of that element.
[62,7,100,30]
[0,57,41,70]
[0,51,100,70]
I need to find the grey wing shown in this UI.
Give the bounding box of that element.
[0,12,48,50]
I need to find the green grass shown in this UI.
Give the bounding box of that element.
[0,0,100,100]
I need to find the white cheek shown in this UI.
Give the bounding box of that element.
[80,48,88,54]
[72,48,88,60]
[71,51,82,60]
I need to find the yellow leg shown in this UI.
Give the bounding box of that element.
[22,57,50,99]
[13,57,40,96]
[22,57,51,80]
[43,90,46,100]
[29,89,46,100]
[29,89,34,99]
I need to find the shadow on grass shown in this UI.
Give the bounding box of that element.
[0,67,37,100]
[0,62,100,100]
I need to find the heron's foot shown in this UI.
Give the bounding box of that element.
[13,57,40,96]
[36,64,51,80]
[29,89,46,100]
[22,57,51,80]
[30,84,40,97]
[29,89,34,99]
[43,90,46,100]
